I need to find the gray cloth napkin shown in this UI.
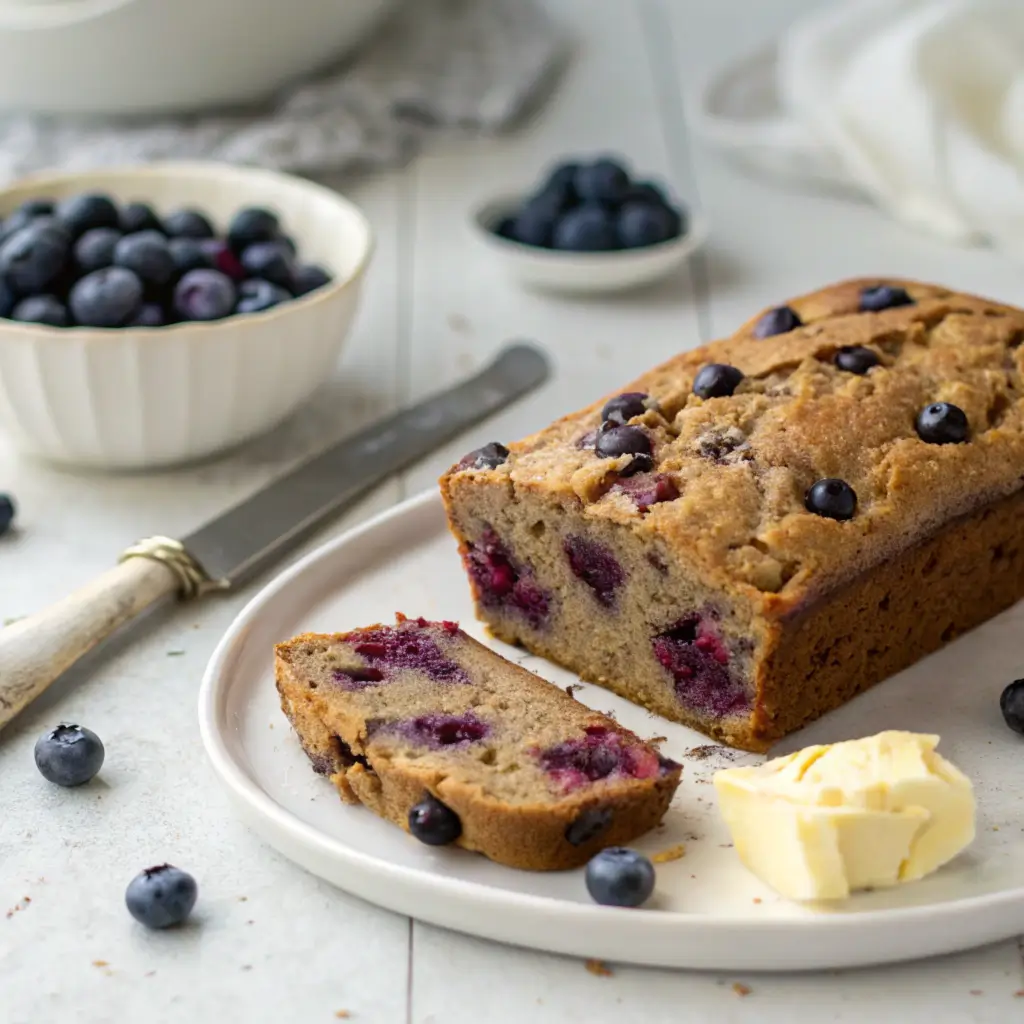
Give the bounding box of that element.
[0,0,567,183]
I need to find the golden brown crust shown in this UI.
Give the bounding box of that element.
[439,278,1024,751]
[445,278,1024,610]
[755,486,1024,744]
[274,618,681,871]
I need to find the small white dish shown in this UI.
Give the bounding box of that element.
[0,162,374,470]
[199,489,1024,972]
[472,193,708,295]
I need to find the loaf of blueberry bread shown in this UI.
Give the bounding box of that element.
[275,615,681,870]
[440,278,1024,752]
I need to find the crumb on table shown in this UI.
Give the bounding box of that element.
[732,982,751,997]
[652,844,686,864]
[5,896,31,919]
[585,959,613,977]
[335,1012,352,1019]
[684,745,739,762]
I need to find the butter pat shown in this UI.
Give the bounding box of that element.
[712,731,975,901]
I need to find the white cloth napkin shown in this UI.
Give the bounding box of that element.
[694,0,1024,253]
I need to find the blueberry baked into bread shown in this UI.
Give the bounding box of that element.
[275,615,681,870]
[440,278,1024,752]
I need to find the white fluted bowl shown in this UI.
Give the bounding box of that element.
[0,163,373,470]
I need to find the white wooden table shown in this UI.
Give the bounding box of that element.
[3,1,1024,1021]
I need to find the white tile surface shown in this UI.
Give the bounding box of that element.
[3,0,1023,1020]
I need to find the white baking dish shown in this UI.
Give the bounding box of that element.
[0,0,398,116]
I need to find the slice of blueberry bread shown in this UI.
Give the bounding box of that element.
[440,278,1024,751]
[274,615,681,871]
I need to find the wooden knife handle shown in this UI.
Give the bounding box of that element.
[0,558,179,731]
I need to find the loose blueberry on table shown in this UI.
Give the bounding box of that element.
[585,847,656,908]
[125,865,198,929]
[0,492,14,535]
[34,723,105,786]
[495,155,688,252]
[1000,680,1024,736]
[0,195,334,328]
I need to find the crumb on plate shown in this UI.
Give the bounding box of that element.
[652,844,686,864]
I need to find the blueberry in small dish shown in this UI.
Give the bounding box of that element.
[488,155,688,254]
[1000,679,1024,736]
[34,723,105,787]
[125,865,198,929]
[474,153,706,295]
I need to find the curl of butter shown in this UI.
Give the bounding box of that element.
[713,731,976,901]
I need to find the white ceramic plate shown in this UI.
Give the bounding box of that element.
[199,490,1024,971]
[471,194,708,295]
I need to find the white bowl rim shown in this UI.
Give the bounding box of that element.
[471,190,704,260]
[0,160,375,340]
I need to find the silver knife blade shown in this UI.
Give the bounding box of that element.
[181,342,549,587]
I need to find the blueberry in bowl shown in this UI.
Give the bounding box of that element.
[0,162,372,470]
[0,192,332,330]
[473,153,705,294]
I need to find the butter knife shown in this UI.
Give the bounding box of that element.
[0,342,549,730]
